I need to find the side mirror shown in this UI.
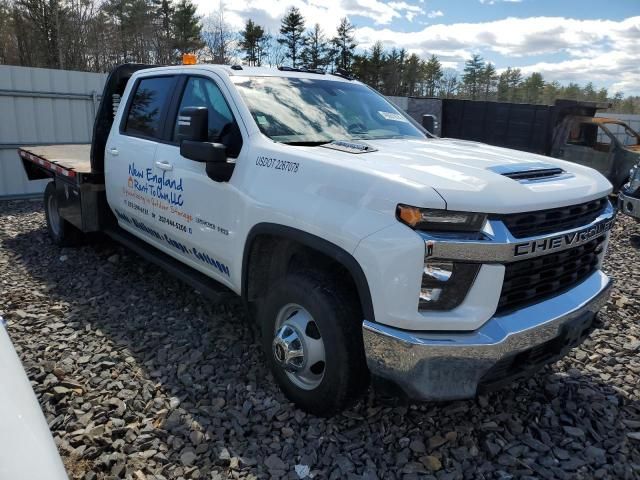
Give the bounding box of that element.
[180,141,234,182]
[180,140,227,163]
[422,114,437,135]
[177,106,208,142]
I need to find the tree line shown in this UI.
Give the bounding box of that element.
[0,0,637,113]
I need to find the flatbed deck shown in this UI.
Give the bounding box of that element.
[18,144,92,179]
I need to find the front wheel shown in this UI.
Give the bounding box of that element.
[259,272,369,415]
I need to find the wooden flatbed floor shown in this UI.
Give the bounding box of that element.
[19,144,92,174]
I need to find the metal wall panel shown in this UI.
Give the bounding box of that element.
[0,66,107,198]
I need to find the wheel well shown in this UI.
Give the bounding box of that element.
[243,227,375,322]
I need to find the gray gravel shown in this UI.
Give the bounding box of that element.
[1,198,639,480]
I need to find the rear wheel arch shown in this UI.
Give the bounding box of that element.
[241,223,375,323]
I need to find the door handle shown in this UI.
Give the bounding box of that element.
[155,161,173,171]
[109,147,119,156]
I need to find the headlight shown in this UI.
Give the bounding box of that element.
[419,260,480,311]
[397,204,486,232]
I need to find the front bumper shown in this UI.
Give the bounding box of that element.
[363,271,612,401]
[619,191,640,220]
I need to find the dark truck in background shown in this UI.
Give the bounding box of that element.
[406,98,640,191]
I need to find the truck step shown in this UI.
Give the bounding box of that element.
[104,226,237,303]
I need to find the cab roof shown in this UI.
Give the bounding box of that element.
[145,64,356,83]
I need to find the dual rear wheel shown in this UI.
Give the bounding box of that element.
[43,182,84,247]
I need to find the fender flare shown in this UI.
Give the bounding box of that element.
[242,223,375,322]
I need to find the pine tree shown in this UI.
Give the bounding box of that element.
[423,55,442,97]
[172,0,203,55]
[153,0,175,64]
[381,48,402,95]
[542,81,561,105]
[462,54,485,100]
[480,63,497,100]
[597,88,608,103]
[582,82,597,101]
[278,6,305,67]
[331,17,357,71]
[563,82,581,101]
[522,72,544,104]
[508,68,523,102]
[497,69,510,102]
[368,41,385,89]
[403,53,421,96]
[240,19,265,66]
[497,67,523,102]
[301,23,329,69]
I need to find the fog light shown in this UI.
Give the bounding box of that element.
[419,262,481,311]
[424,261,453,282]
[420,288,442,303]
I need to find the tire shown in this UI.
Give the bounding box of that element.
[44,182,84,247]
[259,271,369,415]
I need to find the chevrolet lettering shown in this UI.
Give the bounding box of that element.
[16,63,616,415]
[514,217,615,257]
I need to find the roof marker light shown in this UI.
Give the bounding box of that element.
[182,54,197,65]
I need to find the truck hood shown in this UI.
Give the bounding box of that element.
[315,137,613,214]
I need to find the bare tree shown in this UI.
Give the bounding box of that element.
[438,69,458,98]
[201,1,235,64]
[264,33,286,67]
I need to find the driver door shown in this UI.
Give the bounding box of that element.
[152,75,244,285]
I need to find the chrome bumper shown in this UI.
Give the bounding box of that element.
[619,192,640,220]
[363,271,612,401]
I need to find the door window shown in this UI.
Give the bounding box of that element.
[124,76,175,139]
[173,77,243,157]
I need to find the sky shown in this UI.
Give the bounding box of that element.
[193,0,640,96]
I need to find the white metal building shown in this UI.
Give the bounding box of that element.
[0,65,106,199]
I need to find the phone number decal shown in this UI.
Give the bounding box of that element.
[158,215,189,233]
[256,155,299,173]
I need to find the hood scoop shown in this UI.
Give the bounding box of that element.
[488,162,568,182]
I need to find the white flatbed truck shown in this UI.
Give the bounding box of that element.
[16,63,616,415]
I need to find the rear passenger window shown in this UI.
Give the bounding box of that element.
[124,76,175,138]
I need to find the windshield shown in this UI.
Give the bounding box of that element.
[231,76,427,144]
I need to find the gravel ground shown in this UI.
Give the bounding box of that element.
[1,198,639,480]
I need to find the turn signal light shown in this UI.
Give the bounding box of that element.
[396,204,486,232]
[397,205,423,227]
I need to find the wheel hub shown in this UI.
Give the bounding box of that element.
[272,324,304,372]
[272,304,326,390]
